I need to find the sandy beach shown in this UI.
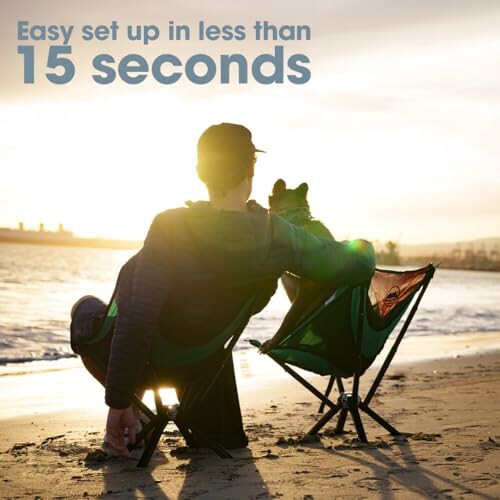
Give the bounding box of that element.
[0,333,499,499]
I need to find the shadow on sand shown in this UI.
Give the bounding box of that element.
[89,443,270,498]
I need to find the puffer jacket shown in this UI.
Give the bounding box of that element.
[105,201,375,408]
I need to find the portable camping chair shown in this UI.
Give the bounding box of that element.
[251,264,435,441]
[90,294,257,467]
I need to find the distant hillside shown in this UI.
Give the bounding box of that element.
[400,237,500,257]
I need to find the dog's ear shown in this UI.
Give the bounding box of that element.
[272,179,287,194]
[297,182,309,196]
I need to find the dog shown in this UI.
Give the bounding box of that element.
[260,179,336,353]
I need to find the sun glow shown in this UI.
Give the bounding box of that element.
[1,93,210,239]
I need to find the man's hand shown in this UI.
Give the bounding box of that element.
[105,406,137,458]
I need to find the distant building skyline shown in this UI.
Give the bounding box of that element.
[0,221,71,233]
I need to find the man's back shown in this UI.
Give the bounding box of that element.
[130,202,279,347]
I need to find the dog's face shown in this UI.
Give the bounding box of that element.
[269,179,311,225]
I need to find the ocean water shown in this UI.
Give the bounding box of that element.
[0,243,499,365]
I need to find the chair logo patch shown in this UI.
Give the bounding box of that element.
[384,286,401,307]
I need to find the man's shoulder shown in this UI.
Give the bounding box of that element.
[143,208,189,244]
[151,207,189,225]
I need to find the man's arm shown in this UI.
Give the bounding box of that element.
[272,215,376,286]
[104,213,171,456]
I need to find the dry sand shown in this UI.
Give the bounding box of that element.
[0,339,499,499]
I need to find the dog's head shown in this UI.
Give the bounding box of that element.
[269,179,312,226]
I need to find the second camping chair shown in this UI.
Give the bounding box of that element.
[251,264,435,441]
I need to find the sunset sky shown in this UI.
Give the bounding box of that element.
[1,0,499,244]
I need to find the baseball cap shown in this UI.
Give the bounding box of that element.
[197,123,265,162]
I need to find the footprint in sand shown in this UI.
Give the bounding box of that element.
[7,442,36,456]
[409,432,442,442]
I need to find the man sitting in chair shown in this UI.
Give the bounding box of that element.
[77,123,376,457]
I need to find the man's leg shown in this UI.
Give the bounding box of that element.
[175,354,248,449]
[81,354,106,386]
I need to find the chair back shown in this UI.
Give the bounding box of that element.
[151,295,255,369]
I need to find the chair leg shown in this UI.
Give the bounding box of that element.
[349,404,367,442]
[131,419,156,449]
[360,404,400,436]
[187,424,233,459]
[137,414,169,468]
[128,395,160,454]
[334,408,349,434]
[132,394,156,421]
[308,404,341,435]
[175,418,197,447]
[318,376,335,414]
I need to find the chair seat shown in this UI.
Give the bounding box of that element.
[250,340,352,378]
